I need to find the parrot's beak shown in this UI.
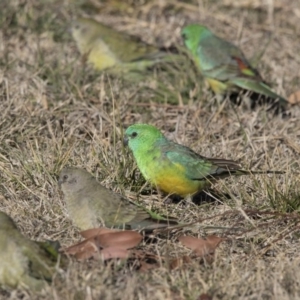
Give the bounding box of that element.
[123,136,129,146]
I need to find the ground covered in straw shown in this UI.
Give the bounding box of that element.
[1,0,300,299]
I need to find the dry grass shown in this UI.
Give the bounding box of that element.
[1,0,300,299]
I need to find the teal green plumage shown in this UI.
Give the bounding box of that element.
[124,124,283,197]
[181,24,288,110]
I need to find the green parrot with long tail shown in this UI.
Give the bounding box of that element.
[124,124,284,197]
[181,24,288,112]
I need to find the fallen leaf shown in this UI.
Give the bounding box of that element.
[62,229,142,260]
[63,239,100,260]
[100,247,129,260]
[95,231,142,249]
[178,235,224,257]
[80,227,118,239]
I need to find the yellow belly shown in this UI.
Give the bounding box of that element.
[88,40,120,70]
[206,78,227,94]
[149,163,209,197]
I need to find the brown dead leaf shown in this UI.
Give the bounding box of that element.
[62,229,142,260]
[65,243,130,261]
[178,235,225,257]
[80,227,118,239]
[100,247,129,260]
[288,90,300,104]
[63,239,100,260]
[63,242,129,261]
[74,248,99,260]
[95,231,142,249]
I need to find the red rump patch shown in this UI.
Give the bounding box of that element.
[233,56,249,71]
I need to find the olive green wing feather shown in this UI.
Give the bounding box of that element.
[21,240,56,281]
[197,34,288,107]
[90,22,159,62]
[89,183,178,230]
[197,35,260,81]
[230,78,288,107]
[162,141,245,181]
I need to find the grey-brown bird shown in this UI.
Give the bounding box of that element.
[0,211,58,290]
[58,167,178,231]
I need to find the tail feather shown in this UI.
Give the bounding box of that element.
[231,78,288,110]
[193,169,284,181]
[235,169,285,176]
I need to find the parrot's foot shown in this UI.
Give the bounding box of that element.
[163,191,228,206]
[191,190,231,205]
[163,194,183,205]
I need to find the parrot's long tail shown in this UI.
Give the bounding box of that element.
[231,78,288,114]
[235,169,285,176]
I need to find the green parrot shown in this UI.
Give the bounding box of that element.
[181,24,288,112]
[124,124,283,197]
[71,17,179,77]
[58,167,178,231]
[0,211,59,290]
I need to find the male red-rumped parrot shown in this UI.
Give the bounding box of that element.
[181,24,288,111]
[124,124,283,197]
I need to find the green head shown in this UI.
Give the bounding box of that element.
[124,124,164,154]
[181,24,212,54]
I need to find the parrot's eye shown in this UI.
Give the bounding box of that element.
[131,132,138,138]
[181,33,187,40]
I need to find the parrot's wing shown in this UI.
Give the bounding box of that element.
[20,240,55,281]
[163,142,244,181]
[127,201,179,231]
[197,35,261,82]
[231,78,288,105]
[73,18,160,63]
[20,274,48,291]
[107,195,145,225]
[97,25,158,62]
[91,186,151,227]
[105,191,178,230]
